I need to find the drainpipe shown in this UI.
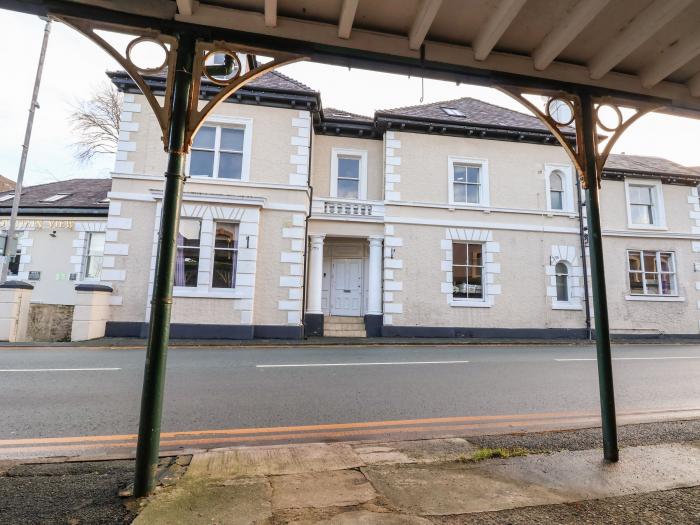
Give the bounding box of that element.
[576,175,592,340]
[301,117,314,339]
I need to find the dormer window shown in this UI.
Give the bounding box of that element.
[42,194,69,202]
[441,107,465,117]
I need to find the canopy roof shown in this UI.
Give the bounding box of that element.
[8,0,700,117]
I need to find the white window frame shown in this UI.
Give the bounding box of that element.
[174,217,202,289]
[330,147,368,200]
[450,241,488,306]
[624,178,666,230]
[186,115,253,182]
[626,249,679,298]
[82,231,105,281]
[211,221,239,290]
[544,163,574,213]
[448,156,490,207]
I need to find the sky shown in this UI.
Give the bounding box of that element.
[3,8,700,186]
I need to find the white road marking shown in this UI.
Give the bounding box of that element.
[556,357,700,362]
[257,360,470,368]
[0,368,121,372]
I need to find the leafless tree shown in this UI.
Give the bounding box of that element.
[69,82,121,163]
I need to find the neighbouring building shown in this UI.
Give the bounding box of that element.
[0,178,110,340]
[5,70,700,341]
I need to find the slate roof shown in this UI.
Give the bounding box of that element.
[605,154,699,178]
[0,178,111,214]
[376,97,559,133]
[322,107,373,123]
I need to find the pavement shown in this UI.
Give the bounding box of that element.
[3,344,700,459]
[5,419,700,524]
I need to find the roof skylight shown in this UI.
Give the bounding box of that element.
[42,193,70,203]
[0,194,14,202]
[441,107,465,117]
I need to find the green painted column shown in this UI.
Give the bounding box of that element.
[133,33,196,497]
[580,92,619,462]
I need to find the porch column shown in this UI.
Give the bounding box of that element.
[304,234,325,336]
[365,236,384,337]
[367,236,383,315]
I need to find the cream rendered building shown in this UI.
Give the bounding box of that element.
[102,71,700,340]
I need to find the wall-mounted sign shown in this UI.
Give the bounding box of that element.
[28,271,41,281]
[0,219,75,230]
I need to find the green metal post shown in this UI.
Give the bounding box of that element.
[580,92,619,462]
[133,33,196,497]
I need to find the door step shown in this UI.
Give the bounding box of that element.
[324,316,366,338]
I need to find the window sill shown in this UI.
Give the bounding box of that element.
[173,288,242,299]
[624,295,685,302]
[449,299,492,308]
[552,302,583,310]
[626,224,668,231]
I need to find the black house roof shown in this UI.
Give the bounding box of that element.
[0,178,111,217]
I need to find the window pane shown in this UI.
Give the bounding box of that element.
[660,273,674,295]
[452,242,467,264]
[190,150,215,177]
[220,128,244,151]
[338,157,360,180]
[178,219,201,247]
[453,183,466,203]
[467,166,480,183]
[338,178,359,199]
[88,232,105,256]
[644,273,659,294]
[631,204,652,225]
[468,243,482,266]
[467,266,483,299]
[175,247,199,287]
[556,274,568,301]
[660,253,673,272]
[630,185,652,204]
[466,184,480,204]
[643,252,657,272]
[192,126,215,149]
[8,252,20,276]
[629,272,643,294]
[212,247,237,288]
[551,190,563,210]
[218,152,243,179]
[549,172,563,191]
[453,165,466,182]
[215,223,237,249]
[453,265,468,297]
[628,251,641,271]
[85,255,103,279]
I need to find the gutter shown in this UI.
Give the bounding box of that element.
[0,207,108,216]
[301,118,314,339]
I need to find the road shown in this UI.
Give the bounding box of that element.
[2,343,700,459]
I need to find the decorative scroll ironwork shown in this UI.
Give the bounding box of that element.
[498,87,660,189]
[56,16,303,153]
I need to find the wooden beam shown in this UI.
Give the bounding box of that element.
[687,72,700,97]
[338,0,359,39]
[264,0,277,28]
[176,0,197,16]
[640,31,700,88]
[532,0,610,71]
[408,0,442,51]
[588,0,693,80]
[472,0,526,61]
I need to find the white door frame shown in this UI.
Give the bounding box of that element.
[330,257,364,316]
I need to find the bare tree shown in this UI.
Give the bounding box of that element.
[69,82,121,163]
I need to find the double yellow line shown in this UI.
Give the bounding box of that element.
[2,407,699,457]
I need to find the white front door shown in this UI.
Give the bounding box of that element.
[331,258,363,316]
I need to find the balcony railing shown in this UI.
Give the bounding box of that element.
[312,198,384,219]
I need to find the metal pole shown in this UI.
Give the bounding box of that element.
[1,18,51,282]
[133,33,196,497]
[580,92,618,462]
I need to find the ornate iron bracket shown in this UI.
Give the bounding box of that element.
[57,16,303,153]
[498,87,660,189]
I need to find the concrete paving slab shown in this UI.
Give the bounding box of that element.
[187,442,364,478]
[271,469,377,509]
[314,510,433,524]
[133,476,272,525]
[363,443,700,516]
[353,438,477,465]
